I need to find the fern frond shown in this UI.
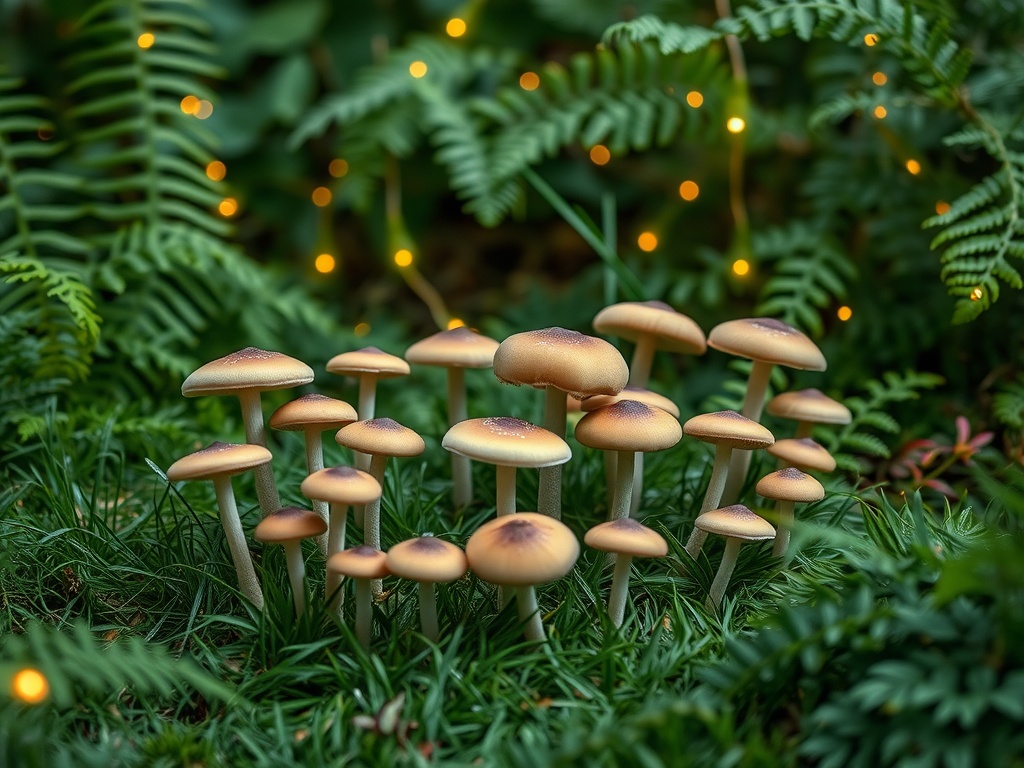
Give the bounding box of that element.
[993,375,1024,430]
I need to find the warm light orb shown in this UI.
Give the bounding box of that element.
[354,322,371,336]
[394,249,414,267]
[935,200,951,216]
[727,116,746,133]
[519,72,540,91]
[446,17,467,38]
[409,61,428,78]
[679,180,700,201]
[906,159,922,175]
[137,32,155,49]
[686,91,703,108]
[205,161,226,181]
[864,33,879,46]
[315,253,335,273]
[872,71,888,86]
[637,232,658,252]
[732,259,750,276]
[12,668,48,704]
[837,305,853,321]
[447,318,465,330]
[180,95,200,115]
[194,100,213,119]
[218,198,238,217]
[329,158,349,178]
[589,145,611,165]
[970,287,983,301]
[311,186,332,207]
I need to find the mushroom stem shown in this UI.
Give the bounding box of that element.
[706,537,743,611]
[302,430,329,557]
[238,389,280,517]
[354,577,372,649]
[538,386,567,519]
[721,360,774,504]
[630,453,645,517]
[771,500,796,557]
[685,444,732,559]
[447,368,472,507]
[418,581,439,642]
[212,475,264,610]
[604,451,616,509]
[517,585,544,642]
[326,503,347,613]
[607,554,634,628]
[628,334,656,389]
[282,540,307,618]
[354,375,376,471]
[608,449,636,521]
[365,454,389,598]
[496,464,517,517]
[794,420,812,439]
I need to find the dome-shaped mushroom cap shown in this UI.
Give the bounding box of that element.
[492,327,629,399]
[325,347,410,377]
[269,393,358,431]
[694,504,776,540]
[442,417,571,468]
[683,410,775,450]
[766,388,851,425]
[581,387,680,417]
[386,536,468,583]
[574,400,682,453]
[182,347,314,397]
[327,545,390,579]
[768,438,837,473]
[707,318,826,371]
[335,418,426,458]
[254,506,327,543]
[593,301,706,355]
[584,518,668,557]
[301,466,382,505]
[404,327,500,369]
[166,442,273,481]
[466,512,580,586]
[755,467,825,502]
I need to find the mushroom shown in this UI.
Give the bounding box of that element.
[766,388,851,439]
[584,518,667,627]
[493,327,628,520]
[706,319,825,504]
[166,442,271,610]
[681,411,775,559]
[270,394,358,555]
[386,535,468,641]
[465,512,579,642]
[768,437,836,473]
[253,506,327,618]
[326,545,389,649]
[755,467,825,557]
[574,400,681,521]
[693,504,775,611]
[404,327,500,508]
[441,417,571,518]
[592,300,706,389]
[300,466,382,615]
[181,347,314,517]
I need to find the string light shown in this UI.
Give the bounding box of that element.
[315,253,335,273]
[446,17,467,37]
[864,33,879,46]
[837,305,853,321]
[180,95,200,115]
[137,32,155,49]
[872,71,888,86]
[686,91,703,108]
[311,186,332,206]
[637,232,658,252]
[935,200,951,215]
[873,105,887,119]
[732,259,750,276]
[409,61,428,78]
[354,322,371,336]
[726,116,746,133]
[205,161,226,181]
[447,318,465,329]
[11,668,48,704]
[589,145,611,165]
[194,100,213,119]
[329,159,349,178]
[905,159,922,175]
[970,287,983,301]
[394,249,413,267]
[519,72,540,91]
[678,180,700,201]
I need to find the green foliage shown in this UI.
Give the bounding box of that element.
[993,375,1024,430]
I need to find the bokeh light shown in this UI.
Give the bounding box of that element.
[205,161,226,181]
[315,253,335,273]
[935,200,951,215]
[11,668,48,704]
[409,61,428,78]
[864,33,879,46]
[906,159,922,175]
[679,180,699,201]
[354,322,371,336]
[637,232,658,252]
[686,91,703,108]
[589,145,610,165]
[218,198,238,217]
[394,249,413,267]
[727,117,746,133]
[311,187,332,207]
[446,18,467,38]
[970,287,983,301]
[837,305,853,321]
[329,159,349,178]
[180,95,200,115]
[873,105,887,119]
[732,259,750,276]
[194,100,213,119]
[137,32,155,49]
[447,318,465,329]
[519,72,540,91]
[872,71,888,86]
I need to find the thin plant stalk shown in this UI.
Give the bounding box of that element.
[706,537,743,611]
[212,476,264,609]
[238,389,280,517]
[722,360,773,503]
[685,444,732,559]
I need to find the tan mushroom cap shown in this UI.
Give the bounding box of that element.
[574,399,682,453]
[404,327,500,369]
[593,301,706,355]
[182,347,314,397]
[269,393,358,431]
[326,545,390,579]
[442,417,571,468]
[683,410,775,450]
[300,466,382,505]
[466,512,580,586]
[694,504,776,541]
[326,347,410,378]
[581,387,680,418]
[584,517,668,557]
[755,467,825,503]
[493,327,628,400]
[768,438,837,473]
[708,318,826,371]
[335,418,426,458]
[254,506,328,543]
[166,441,273,481]
[386,536,468,583]
[767,388,851,425]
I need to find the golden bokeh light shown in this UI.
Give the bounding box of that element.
[205,161,226,181]
[137,32,155,49]
[637,232,658,252]
[837,305,853,321]
[686,91,703,108]
[12,668,48,704]
[678,180,699,201]
[194,100,213,119]
[394,249,414,267]
[732,259,750,276]
[329,158,349,178]
[970,287,983,301]
[409,61,428,78]
[935,200,951,215]
[727,116,746,133]
[447,318,465,330]
[873,105,887,119]
[311,186,332,207]
[218,198,238,217]
[315,253,336,273]
[180,95,200,115]
[446,17,467,38]
[589,145,611,165]
[519,72,540,91]
[864,33,879,46]
[906,159,922,175]
[872,71,888,86]
[354,322,371,336]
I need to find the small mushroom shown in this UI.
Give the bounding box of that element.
[465,512,579,642]
[584,518,667,627]
[766,388,851,439]
[254,506,327,618]
[755,468,825,557]
[768,437,836,473]
[386,535,468,641]
[693,504,775,611]
[326,545,390,648]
